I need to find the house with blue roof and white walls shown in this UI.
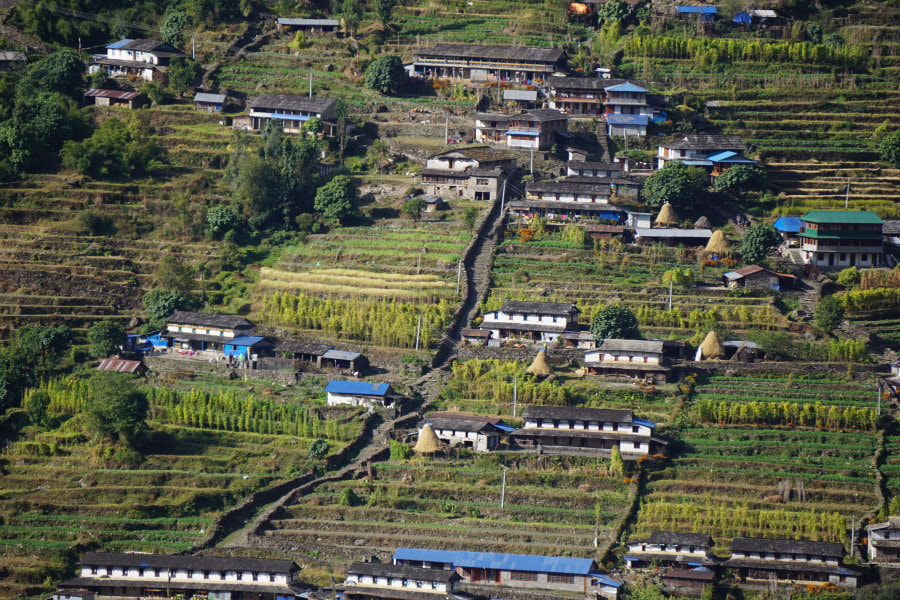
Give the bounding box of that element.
[391,548,622,599]
[325,380,398,409]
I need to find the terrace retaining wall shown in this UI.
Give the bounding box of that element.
[685,360,876,380]
[145,355,300,385]
[456,346,583,364]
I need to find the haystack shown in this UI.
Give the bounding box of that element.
[699,330,726,360]
[705,230,731,253]
[654,202,678,226]
[413,424,441,454]
[526,349,553,377]
[694,216,711,229]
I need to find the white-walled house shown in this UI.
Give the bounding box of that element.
[479,301,580,344]
[656,135,746,169]
[567,161,625,178]
[625,531,716,569]
[423,413,510,451]
[867,517,900,565]
[89,39,184,82]
[247,94,338,134]
[722,538,859,589]
[420,146,516,201]
[475,109,568,150]
[342,561,462,599]
[798,210,883,269]
[326,380,396,408]
[584,339,672,384]
[509,406,664,458]
[57,552,303,600]
[160,311,255,353]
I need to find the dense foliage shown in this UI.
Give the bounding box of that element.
[642,162,707,209]
[62,113,164,178]
[713,165,767,195]
[814,295,845,331]
[590,305,641,341]
[880,131,900,167]
[739,224,781,264]
[87,320,126,358]
[84,372,149,447]
[314,175,359,223]
[364,55,406,94]
[0,325,71,410]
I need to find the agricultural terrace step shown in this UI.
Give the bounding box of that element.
[646,488,876,511]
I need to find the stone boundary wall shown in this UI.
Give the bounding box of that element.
[456,346,583,364]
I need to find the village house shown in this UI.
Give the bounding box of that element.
[474,109,568,150]
[510,179,633,223]
[194,92,226,112]
[341,562,464,600]
[603,82,651,117]
[656,135,748,170]
[567,161,625,178]
[89,39,184,82]
[624,531,717,569]
[675,5,718,21]
[277,17,340,33]
[0,50,27,71]
[606,113,650,137]
[96,358,147,375]
[479,301,580,344]
[422,412,513,451]
[546,76,606,115]
[583,339,672,384]
[223,336,275,361]
[159,311,255,353]
[83,89,149,109]
[721,537,859,589]
[319,349,368,371]
[392,548,621,599]
[412,44,566,83]
[722,265,795,291]
[503,89,539,109]
[867,517,900,566]
[420,147,517,201]
[660,569,715,597]
[53,590,94,600]
[325,380,397,408]
[634,228,713,247]
[798,210,884,269]
[246,94,338,135]
[509,406,664,458]
[56,552,304,600]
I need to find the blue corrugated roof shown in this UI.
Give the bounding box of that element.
[393,548,595,575]
[681,159,713,166]
[326,380,391,396]
[676,5,717,13]
[589,572,623,587]
[773,216,802,233]
[604,82,648,93]
[107,39,133,49]
[707,150,755,163]
[607,114,650,125]
[507,129,540,136]
[226,336,268,347]
[494,423,516,433]
[633,418,657,428]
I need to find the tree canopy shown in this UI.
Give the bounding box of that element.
[0,325,71,411]
[314,175,358,223]
[83,372,149,447]
[713,165,767,195]
[167,57,203,95]
[154,255,197,291]
[364,55,407,95]
[402,197,427,221]
[61,113,164,179]
[87,320,127,358]
[642,162,708,209]
[881,130,900,167]
[142,289,202,328]
[739,223,781,264]
[374,0,397,27]
[590,305,642,341]
[814,294,845,331]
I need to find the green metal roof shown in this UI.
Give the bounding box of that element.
[802,210,883,224]
[800,229,883,240]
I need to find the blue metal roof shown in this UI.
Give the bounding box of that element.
[107,39,133,49]
[607,114,650,125]
[604,82,648,93]
[774,216,803,233]
[507,129,540,136]
[633,418,657,428]
[494,423,516,433]
[681,159,713,166]
[676,5,717,13]
[589,572,623,587]
[226,336,269,347]
[393,548,595,575]
[733,11,751,23]
[706,150,755,163]
[326,380,391,396]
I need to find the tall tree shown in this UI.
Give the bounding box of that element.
[374,0,397,28]
[590,305,641,341]
[83,372,149,447]
[642,162,708,209]
[314,175,358,223]
[739,223,781,264]
[814,295,845,331]
[87,320,127,358]
[364,55,406,94]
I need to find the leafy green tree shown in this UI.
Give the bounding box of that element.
[154,255,197,291]
[288,31,306,51]
[364,55,406,94]
[206,205,236,239]
[815,294,845,331]
[87,320,127,358]
[662,267,694,288]
[374,0,396,27]
[309,438,330,459]
[463,206,480,231]
[836,266,860,287]
[590,305,641,341]
[367,139,391,172]
[142,289,202,328]
[302,117,323,135]
[880,131,900,167]
[16,50,85,99]
[89,70,112,90]
[739,223,781,264]
[16,324,71,377]
[339,487,360,506]
[167,57,203,95]
[340,0,364,37]
[161,8,188,46]
[642,162,708,209]
[61,113,164,178]
[314,175,358,223]
[336,99,349,166]
[402,197,427,221]
[83,372,149,447]
[24,390,51,428]
[609,444,624,476]
[713,165,767,195]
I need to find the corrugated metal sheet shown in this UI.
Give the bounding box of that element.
[503,89,538,102]
[194,92,226,103]
[96,359,143,373]
[326,380,391,396]
[322,349,362,361]
[84,88,142,100]
[392,548,595,575]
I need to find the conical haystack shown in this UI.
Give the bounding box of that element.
[526,349,553,377]
[699,330,726,360]
[655,202,678,226]
[694,216,711,229]
[413,424,441,454]
[705,230,731,253]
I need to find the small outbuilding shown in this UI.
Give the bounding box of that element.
[722,265,795,291]
[661,568,715,596]
[461,328,491,345]
[326,380,396,408]
[0,50,26,71]
[277,17,340,33]
[634,228,712,247]
[96,358,147,375]
[424,413,508,451]
[503,89,539,109]
[223,336,274,360]
[194,92,226,112]
[318,349,368,372]
[83,89,149,109]
[423,195,447,213]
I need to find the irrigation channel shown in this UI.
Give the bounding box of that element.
[202,197,507,553]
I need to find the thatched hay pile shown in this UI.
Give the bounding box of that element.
[413,424,441,454]
[705,230,731,253]
[654,202,678,226]
[699,330,726,360]
[526,349,553,377]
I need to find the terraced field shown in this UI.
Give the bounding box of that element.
[632,375,882,553]
[487,239,790,339]
[263,454,632,564]
[0,376,364,599]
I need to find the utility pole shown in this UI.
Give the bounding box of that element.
[530,149,534,174]
[445,111,449,144]
[456,259,462,296]
[668,279,673,310]
[851,516,856,550]
[512,377,518,418]
[845,178,850,209]
[192,34,196,60]
[414,315,422,351]
[309,68,313,97]
[500,179,507,215]
[78,37,81,52]
[499,466,508,508]
[877,380,882,417]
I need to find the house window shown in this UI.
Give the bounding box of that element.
[476,178,489,186]
[511,572,538,581]
[547,574,575,584]
[632,426,640,433]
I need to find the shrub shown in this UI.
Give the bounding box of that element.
[87,320,126,359]
[309,438,329,459]
[78,210,116,236]
[389,439,412,461]
[364,55,406,95]
[835,266,860,287]
[590,305,641,341]
[880,131,900,167]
